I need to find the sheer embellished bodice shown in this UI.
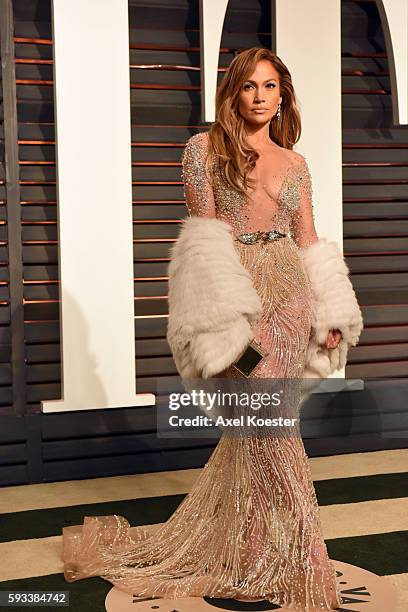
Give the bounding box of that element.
[181,131,318,249]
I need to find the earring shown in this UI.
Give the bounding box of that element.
[276,102,281,119]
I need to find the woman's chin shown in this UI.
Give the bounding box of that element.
[244,115,273,127]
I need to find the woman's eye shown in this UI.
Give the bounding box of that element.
[243,83,276,90]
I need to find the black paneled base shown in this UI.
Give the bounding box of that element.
[0,383,407,486]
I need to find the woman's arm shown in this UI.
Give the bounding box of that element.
[181,133,217,218]
[168,134,261,378]
[289,153,318,249]
[290,154,342,349]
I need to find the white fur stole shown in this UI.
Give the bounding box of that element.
[300,237,364,379]
[166,217,262,379]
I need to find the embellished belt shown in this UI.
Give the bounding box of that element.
[234,230,287,244]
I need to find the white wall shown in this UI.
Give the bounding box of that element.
[42,0,155,412]
[275,0,343,245]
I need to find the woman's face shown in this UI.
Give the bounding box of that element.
[238,59,282,129]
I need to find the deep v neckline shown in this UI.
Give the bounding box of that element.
[251,151,300,208]
[248,144,294,197]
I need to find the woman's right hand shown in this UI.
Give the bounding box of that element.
[321,329,342,349]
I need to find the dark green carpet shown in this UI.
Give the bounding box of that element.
[0,494,186,543]
[327,530,408,575]
[1,471,406,611]
[0,528,405,612]
[315,472,408,506]
[1,472,407,543]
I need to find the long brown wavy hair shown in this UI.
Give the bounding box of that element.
[206,47,302,195]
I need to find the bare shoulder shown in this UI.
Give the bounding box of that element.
[271,144,305,167]
[288,150,313,182]
[288,149,307,166]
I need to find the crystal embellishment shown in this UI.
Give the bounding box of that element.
[235,230,287,244]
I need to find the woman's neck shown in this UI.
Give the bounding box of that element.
[244,122,273,147]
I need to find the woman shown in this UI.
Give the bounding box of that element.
[62,48,363,610]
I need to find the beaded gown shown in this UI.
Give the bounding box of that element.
[62,132,343,611]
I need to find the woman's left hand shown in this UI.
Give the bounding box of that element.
[322,329,342,349]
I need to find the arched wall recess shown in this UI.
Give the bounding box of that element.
[376,0,408,126]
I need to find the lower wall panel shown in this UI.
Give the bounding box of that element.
[0,383,407,486]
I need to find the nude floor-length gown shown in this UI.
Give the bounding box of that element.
[61,132,343,611]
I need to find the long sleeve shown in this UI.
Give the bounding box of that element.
[168,133,260,379]
[295,153,364,378]
[290,155,319,249]
[181,133,217,218]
